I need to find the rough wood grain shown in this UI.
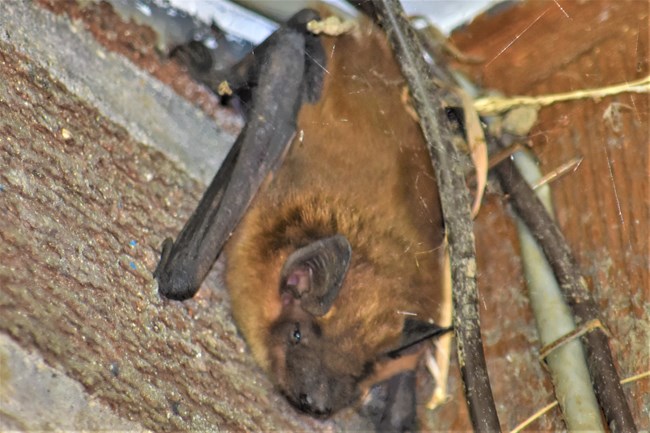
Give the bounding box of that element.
[449,0,649,430]
[0,38,332,431]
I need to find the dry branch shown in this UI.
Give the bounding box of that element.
[350,0,502,431]
[493,144,637,433]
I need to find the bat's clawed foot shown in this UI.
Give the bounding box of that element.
[170,40,213,72]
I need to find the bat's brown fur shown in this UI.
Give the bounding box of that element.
[225,12,444,405]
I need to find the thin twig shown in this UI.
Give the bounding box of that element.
[531,156,583,190]
[510,401,559,433]
[475,75,650,115]
[350,1,501,431]
[493,140,637,433]
[511,370,649,433]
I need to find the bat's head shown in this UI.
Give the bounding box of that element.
[269,301,360,416]
[268,235,357,416]
[266,235,449,417]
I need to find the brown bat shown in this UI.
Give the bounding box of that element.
[155,6,448,429]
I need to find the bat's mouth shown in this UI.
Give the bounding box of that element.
[285,392,333,418]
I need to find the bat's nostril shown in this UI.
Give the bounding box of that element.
[297,392,332,417]
[299,392,312,408]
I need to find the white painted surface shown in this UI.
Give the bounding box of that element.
[168,0,500,43]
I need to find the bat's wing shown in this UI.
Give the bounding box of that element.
[362,321,451,431]
[155,9,325,300]
[387,319,452,358]
[363,370,418,432]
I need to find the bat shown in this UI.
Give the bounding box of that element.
[155,6,449,430]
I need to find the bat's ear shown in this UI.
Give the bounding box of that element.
[280,235,352,316]
[386,319,452,358]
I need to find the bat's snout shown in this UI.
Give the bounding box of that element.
[282,345,358,418]
[295,391,332,418]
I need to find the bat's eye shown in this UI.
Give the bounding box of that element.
[291,323,302,344]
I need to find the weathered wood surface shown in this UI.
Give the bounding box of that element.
[0,35,333,431]
[448,0,649,430]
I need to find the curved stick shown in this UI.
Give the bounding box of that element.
[350,0,502,431]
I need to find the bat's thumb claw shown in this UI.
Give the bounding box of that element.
[153,237,174,279]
